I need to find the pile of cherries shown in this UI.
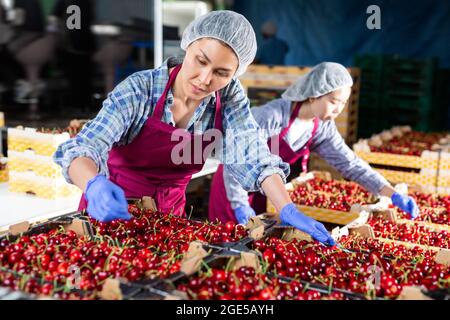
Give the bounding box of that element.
[395,206,450,226]
[290,178,374,212]
[177,266,346,300]
[388,192,450,226]
[368,216,450,249]
[0,227,182,299]
[252,236,450,298]
[339,235,436,261]
[0,205,250,299]
[369,131,446,156]
[410,192,450,210]
[91,204,248,250]
[0,270,87,300]
[38,119,85,138]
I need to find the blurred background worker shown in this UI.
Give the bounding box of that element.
[255,20,289,65]
[6,0,56,105]
[209,62,419,225]
[0,1,22,94]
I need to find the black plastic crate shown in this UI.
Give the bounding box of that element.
[0,286,41,300]
[0,211,93,242]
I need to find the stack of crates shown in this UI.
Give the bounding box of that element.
[7,127,82,199]
[354,55,385,138]
[354,55,438,138]
[382,56,437,131]
[353,127,450,195]
[434,69,450,131]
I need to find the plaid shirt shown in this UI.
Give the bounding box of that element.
[54,57,289,192]
[224,98,390,209]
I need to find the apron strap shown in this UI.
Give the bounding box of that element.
[213,91,223,132]
[300,117,320,172]
[279,101,302,139]
[152,64,182,120]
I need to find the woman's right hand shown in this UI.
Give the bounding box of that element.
[85,175,131,222]
[280,203,335,246]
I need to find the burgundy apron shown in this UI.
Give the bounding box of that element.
[79,64,223,216]
[208,102,319,223]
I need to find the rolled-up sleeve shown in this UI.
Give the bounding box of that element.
[53,73,148,184]
[223,99,291,209]
[220,80,290,192]
[312,121,389,195]
[223,166,250,209]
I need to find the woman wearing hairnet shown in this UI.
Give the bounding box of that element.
[54,11,335,245]
[209,62,419,225]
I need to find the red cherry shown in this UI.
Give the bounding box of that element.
[262,249,276,264]
[57,262,69,275]
[224,221,236,232]
[69,250,82,263]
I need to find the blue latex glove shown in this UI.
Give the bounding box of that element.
[234,205,256,225]
[85,175,131,222]
[280,203,335,246]
[391,192,419,219]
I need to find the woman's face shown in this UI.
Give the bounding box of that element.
[310,87,352,121]
[181,38,239,100]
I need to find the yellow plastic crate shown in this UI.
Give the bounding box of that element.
[375,168,438,185]
[0,168,8,183]
[436,187,450,195]
[375,168,449,195]
[8,172,81,199]
[0,156,7,182]
[267,199,359,226]
[438,175,450,188]
[356,151,439,169]
[7,127,70,157]
[266,182,360,225]
[440,153,450,171]
[8,151,62,178]
[244,65,312,75]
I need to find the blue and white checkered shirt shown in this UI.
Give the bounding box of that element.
[223,98,390,209]
[53,57,289,192]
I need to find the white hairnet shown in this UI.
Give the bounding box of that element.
[261,21,277,36]
[181,10,257,77]
[282,62,353,101]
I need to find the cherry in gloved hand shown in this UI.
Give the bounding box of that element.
[280,203,335,246]
[85,175,131,222]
